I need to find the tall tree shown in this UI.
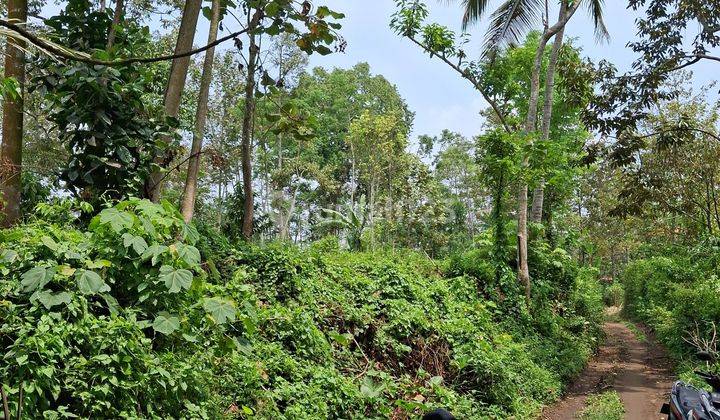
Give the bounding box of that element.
[0,0,27,226]
[180,0,221,222]
[240,9,262,239]
[146,0,202,202]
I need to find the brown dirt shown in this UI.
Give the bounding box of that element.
[541,320,674,419]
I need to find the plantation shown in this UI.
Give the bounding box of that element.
[1,0,719,418]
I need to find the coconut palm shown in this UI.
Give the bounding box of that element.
[455,0,609,55]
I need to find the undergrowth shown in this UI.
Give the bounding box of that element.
[0,200,605,418]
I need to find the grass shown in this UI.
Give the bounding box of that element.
[623,321,647,342]
[577,391,625,420]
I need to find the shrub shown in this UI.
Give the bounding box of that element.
[603,282,624,307]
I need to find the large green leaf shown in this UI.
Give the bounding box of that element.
[174,243,201,266]
[21,266,54,292]
[122,233,148,255]
[31,290,72,310]
[142,244,168,266]
[98,208,134,233]
[203,297,237,324]
[152,312,180,335]
[76,269,110,294]
[159,266,193,293]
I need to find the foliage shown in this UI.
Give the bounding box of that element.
[1,202,604,417]
[31,0,176,203]
[578,391,625,420]
[603,282,624,307]
[0,200,240,417]
[620,245,720,378]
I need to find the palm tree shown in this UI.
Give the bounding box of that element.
[452,0,608,304]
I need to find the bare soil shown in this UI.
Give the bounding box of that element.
[542,319,674,419]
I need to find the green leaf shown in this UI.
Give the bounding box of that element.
[153,312,180,335]
[142,244,168,266]
[174,243,201,266]
[159,266,193,293]
[31,290,72,310]
[203,297,237,324]
[1,249,18,263]
[98,208,134,233]
[122,233,148,255]
[41,236,58,251]
[76,269,110,294]
[21,266,53,292]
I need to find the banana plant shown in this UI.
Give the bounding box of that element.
[317,195,375,251]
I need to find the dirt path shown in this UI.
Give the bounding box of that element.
[542,321,674,419]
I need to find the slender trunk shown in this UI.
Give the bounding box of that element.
[180,0,220,223]
[1,0,27,227]
[531,4,567,224]
[517,0,577,306]
[241,10,262,239]
[106,0,124,51]
[146,0,202,202]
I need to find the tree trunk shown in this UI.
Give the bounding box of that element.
[146,0,202,202]
[180,0,220,223]
[241,10,262,239]
[531,3,567,224]
[106,0,124,51]
[517,0,578,306]
[1,0,27,227]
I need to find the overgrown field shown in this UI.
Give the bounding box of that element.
[1,200,603,418]
[620,239,720,381]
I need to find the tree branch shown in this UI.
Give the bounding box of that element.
[0,18,249,66]
[406,35,512,133]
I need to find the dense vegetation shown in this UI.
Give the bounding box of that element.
[0,199,603,418]
[0,0,718,418]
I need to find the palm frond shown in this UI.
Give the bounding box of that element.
[457,0,492,30]
[482,0,544,58]
[585,0,610,42]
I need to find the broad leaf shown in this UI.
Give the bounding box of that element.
[159,266,193,293]
[152,312,180,335]
[142,244,168,266]
[122,233,148,255]
[203,297,237,324]
[21,266,54,292]
[174,243,201,266]
[98,208,134,233]
[76,269,110,294]
[31,290,72,310]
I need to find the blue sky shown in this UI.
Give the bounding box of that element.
[303,1,717,140]
[39,1,718,141]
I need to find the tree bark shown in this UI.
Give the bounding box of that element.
[531,3,567,224]
[105,0,124,51]
[517,0,578,305]
[241,10,262,239]
[180,0,220,223]
[1,0,27,227]
[146,0,202,202]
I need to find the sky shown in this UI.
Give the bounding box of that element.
[39,1,718,141]
[302,0,717,140]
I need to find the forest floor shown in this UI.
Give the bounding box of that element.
[542,307,674,419]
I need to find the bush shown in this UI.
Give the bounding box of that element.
[604,282,624,307]
[1,203,605,418]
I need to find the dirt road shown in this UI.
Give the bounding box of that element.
[542,321,674,419]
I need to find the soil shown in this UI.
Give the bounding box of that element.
[542,317,674,419]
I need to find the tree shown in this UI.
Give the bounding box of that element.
[180,0,221,222]
[392,0,606,304]
[146,0,202,202]
[0,0,27,226]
